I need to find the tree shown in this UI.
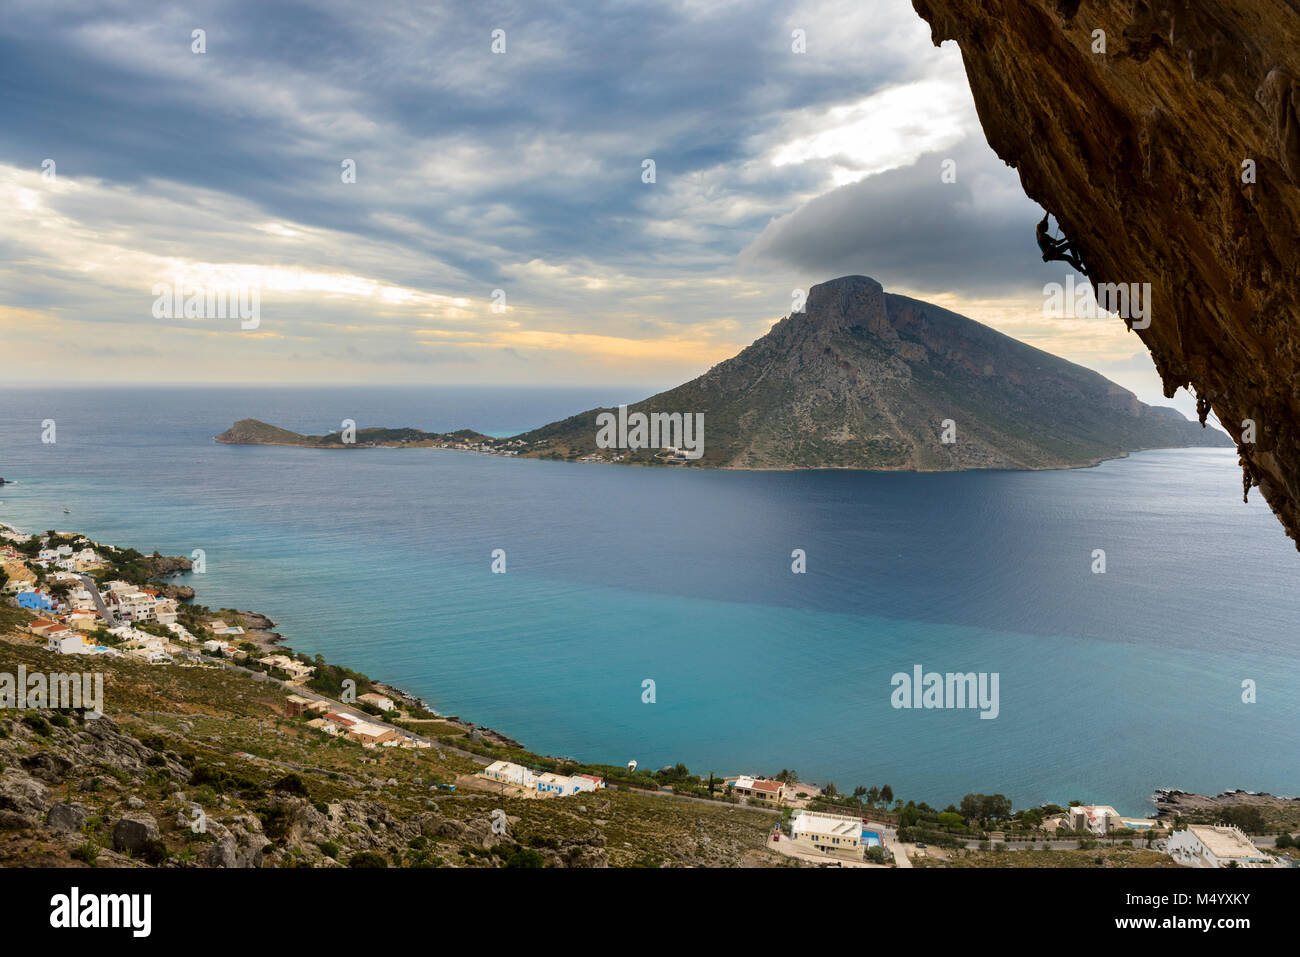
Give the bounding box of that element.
[822,781,838,799]
[880,785,893,805]
[867,786,880,807]
[852,785,867,806]
[47,580,74,598]
[898,802,921,828]
[1219,806,1266,833]
[505,847,544,868]
[984,794,1013,822]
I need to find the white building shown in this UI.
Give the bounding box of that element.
[480,760,537,788]
[789,810,865,860]
[477,761,605,796]
[127,647,172,665]
[47,633,88,655]
[537,772,584,795]
[1167,825,1278,868]
[571,774,605,793]
[1066,805,1124,835]
[66,587,98,612]
[260,655,315,681]
[153,597,179,625]
[120,591,158,621]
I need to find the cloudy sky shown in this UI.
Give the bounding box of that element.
[0,0,1189,413]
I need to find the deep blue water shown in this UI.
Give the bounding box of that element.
[1,386,1297,816]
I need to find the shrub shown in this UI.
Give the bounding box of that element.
[72,842,99,866]
[349,851,387,868]
[21,714,51,736]
[138,839,170,866]
[505,847,545,868]
[272,773,309,796]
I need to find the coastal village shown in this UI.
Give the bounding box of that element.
[1,523,433,753]
[2,519,1296,869]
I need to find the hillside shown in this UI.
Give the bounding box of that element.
[216,420,493,449]
[518,276,1231,469]
[0,619,783,869]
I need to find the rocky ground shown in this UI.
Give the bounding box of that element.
[1154,788,1300,830]
[0,628,786,868]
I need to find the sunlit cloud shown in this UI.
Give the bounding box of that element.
[0,0,1184,414]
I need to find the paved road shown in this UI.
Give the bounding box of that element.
[960,837,1167,850]
[79,574,119,628]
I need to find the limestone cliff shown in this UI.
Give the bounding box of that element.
[912,0,1300,546]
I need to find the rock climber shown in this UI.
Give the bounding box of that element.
[1036,213,1089,275]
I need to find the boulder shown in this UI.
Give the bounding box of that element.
[46,803,89,833]
[112,812,161,853]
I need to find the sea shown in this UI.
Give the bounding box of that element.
[0,385,1296,816]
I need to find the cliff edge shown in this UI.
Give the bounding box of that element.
[912,0,1300,547]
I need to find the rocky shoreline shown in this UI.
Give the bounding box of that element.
[1153,788,1300,820]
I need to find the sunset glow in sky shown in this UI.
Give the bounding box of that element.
[1,0,1189,414]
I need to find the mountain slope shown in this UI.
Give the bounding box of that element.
[519,276,1231,469]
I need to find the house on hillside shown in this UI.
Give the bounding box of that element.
[789,810,865,861]
[1167,825,1279,868]
[260,654,314,682]
[733,775,786,805]
[1066,805,1124,835]
[47,632,87,655]
[477,761,605,796]
[16,590,56,612]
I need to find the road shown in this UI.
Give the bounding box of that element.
[79,574,119,627]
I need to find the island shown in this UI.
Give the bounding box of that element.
[217,276,1232,471]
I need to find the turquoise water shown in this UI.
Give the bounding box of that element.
[0,386,1297,816]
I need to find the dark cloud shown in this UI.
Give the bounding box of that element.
[741,139,1075,298]
[0,0,934,280]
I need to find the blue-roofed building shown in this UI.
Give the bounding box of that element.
[16,590,56,612]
